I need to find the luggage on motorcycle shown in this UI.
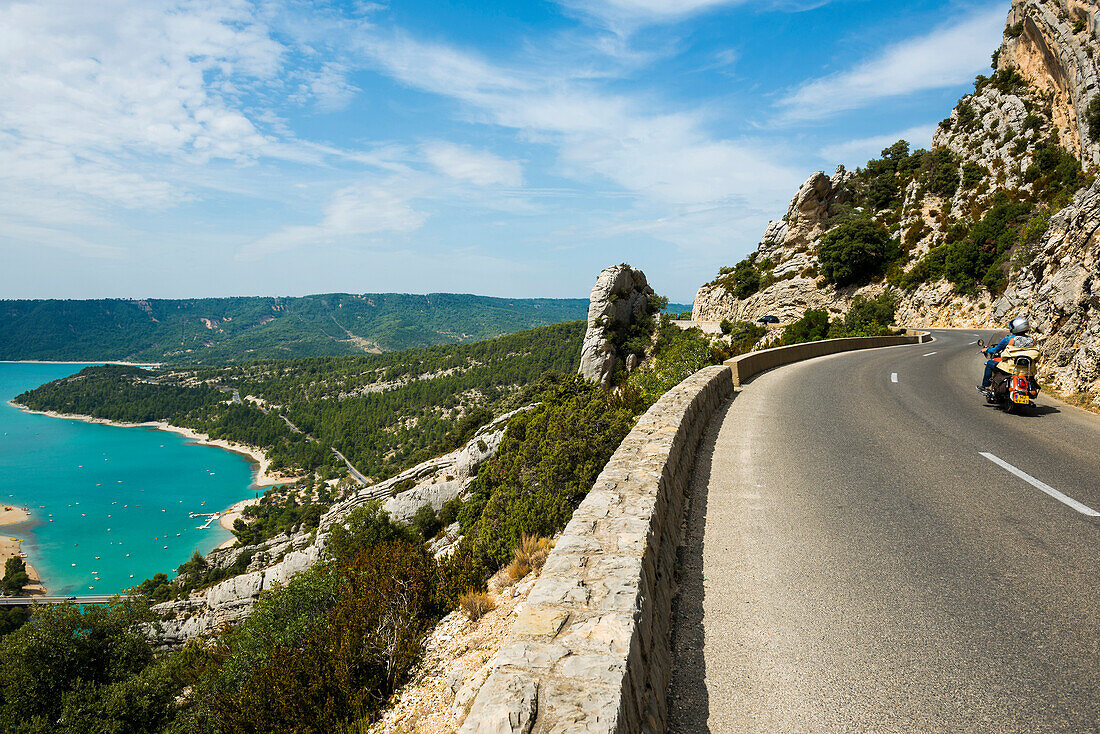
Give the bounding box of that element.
[995,346,1040,374]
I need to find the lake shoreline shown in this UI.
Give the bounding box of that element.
[8,403,295,591]
[0,507,46,596]
[9,402,294,490]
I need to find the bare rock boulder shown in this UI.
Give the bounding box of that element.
[578,265,655,387]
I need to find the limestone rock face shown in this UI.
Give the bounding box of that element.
[759,167,853,259]
[1000,0,1100,165]
[578,265,654,387]
[994,177,1100,399]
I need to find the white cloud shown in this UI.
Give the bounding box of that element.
[557,0,836,32]
[777,4,1006,120]
[294,62,361,112]
[0,222,124,260]
[422,143,524,187]
[362,34,803,208]
[237,179,429,261]
[818,124,938,167]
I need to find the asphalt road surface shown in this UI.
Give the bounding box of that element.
[668,329,1100,733]
[0,595,121,605]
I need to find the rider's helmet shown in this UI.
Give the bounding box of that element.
[1008,316,1030,335]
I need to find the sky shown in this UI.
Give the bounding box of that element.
[0,0,1011,303]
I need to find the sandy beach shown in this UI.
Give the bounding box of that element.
[215,498,257,549]
[10,404,295,489]
[0,506,44,595]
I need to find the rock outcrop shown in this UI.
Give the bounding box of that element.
[578,265,655,387]
[1000,0,1100,165]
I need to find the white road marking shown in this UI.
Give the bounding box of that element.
[890,373,898,383]
[923,352,937,357]
[980,452,1100,517]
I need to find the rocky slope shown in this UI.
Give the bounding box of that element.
[694,0,1100,406]
[995,178,1100,398]
[153,409,528,646]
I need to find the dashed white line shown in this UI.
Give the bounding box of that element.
[980,452,1100,517]
[923,352,937,357]
[890,373,898,383]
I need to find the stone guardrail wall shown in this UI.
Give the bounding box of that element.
[459,332,931,734]
[726,329,932,386]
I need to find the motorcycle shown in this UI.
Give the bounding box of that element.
[977,338,1041,412]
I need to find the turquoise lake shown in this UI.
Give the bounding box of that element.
[0,362,260,596]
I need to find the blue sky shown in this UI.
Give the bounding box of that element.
[0,0,1010,302]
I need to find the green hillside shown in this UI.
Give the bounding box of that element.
[0,293,589,363]
[16,321,586,481]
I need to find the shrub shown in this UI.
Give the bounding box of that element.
[817,217,891,287]
[961,162,986,191]
[0,601,172,733]
[955,101,977,130]
[326,502,418,562]
[839,293,898,336]
[989,67,1027,94]
[628,324,720,403]
[922,148,961,198]
[459,591,496,621]
[1019,213,1051,244]
[504,535,553,584]
[1006,20,1024,38]
[1025,143,1087,206]
[458,375,644,569]
[942,197,1031,294]
[782,309,831,344]
[1087,97,1100,140]
[438,497,462,527]
[714,254,768,299]
[412,504,442,540]
[1074,16,1087,33]
[201,543,436,733]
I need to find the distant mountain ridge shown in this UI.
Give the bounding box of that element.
[0,293,590,363]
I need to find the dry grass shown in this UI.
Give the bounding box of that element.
[504,535,554,585]
[459,591,496,622]
[1038,381,1100,415]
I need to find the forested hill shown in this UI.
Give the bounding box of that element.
[16,320,585,482]
[0,293,589,363]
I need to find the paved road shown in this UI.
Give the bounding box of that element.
[669,329,1100,733]
[332,448,370,485]
[0,595,122,606]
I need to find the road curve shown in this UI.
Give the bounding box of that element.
[669,329,1100,733]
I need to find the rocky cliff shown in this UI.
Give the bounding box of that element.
[694,0,1100,407]
[1000,0,1100,165]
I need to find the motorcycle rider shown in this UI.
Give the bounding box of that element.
[978,316,1036,393]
